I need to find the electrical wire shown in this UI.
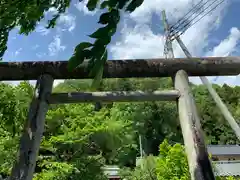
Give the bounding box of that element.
[169,0,211,32]
[169,0,206,30]
[169,0,220,35]
[169,0,225,41]
[170,0,224,40]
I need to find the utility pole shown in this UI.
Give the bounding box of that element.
[139,135,143,158]
[175,35,240,140]
[139,135,144,169]
[161,10,174,59]
[162,10,176,85]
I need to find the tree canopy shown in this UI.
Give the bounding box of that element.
[1,1,240,179]
[0,78,239,179]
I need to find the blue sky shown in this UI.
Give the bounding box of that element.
[3,0,240,86]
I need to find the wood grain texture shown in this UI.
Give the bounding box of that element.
[48,90,180,104]
[10,74,54,180]
[1,56,240,80]
[175,70,215,180]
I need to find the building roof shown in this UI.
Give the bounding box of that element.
[214,161,240,176]
[207,145,240,156]
[103,145,240,177]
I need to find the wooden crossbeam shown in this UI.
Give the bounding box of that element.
[1,56,240,80]
[48,90,180,104]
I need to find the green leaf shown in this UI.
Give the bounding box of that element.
[107,0,118,8]
[91,65,103,89]
[75,42,93,49]
[118,0,129,9]
[95,36,111,46]
[46,14,60,29]
[100,1,109,9]
[83,49,92,59]
[68,56,79,71]
[98,12,111,24]
[68,43,92,70]
[89,49,107,76]
[91,50,107,89]
[109,9,120,24]
[101,48,108,64]
[126,0,144,12]
[98,9,120,25]
[91,44,105,63]
[87,0,99,11]
[89,26,109,38]
[106,23,117,36]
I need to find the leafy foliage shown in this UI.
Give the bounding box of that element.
[120,140,189,180]
[193,84,240,145]
[0,0,71,59]
[120,155,157,180]
[121,140,240,180]
[156,140,190,180]
[1,0,145,86]
[0,78,239,179]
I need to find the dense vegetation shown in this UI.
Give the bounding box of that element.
[2,0,240,179]
[0,78,239,179]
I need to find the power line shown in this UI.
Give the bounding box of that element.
[169,0,225,41]
[170,0,224,40]
[169,0,206,30]
[169,0,221,35]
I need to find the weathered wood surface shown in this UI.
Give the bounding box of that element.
[9,74,54,180]
[176,37,240,141]
[48,90,180,104]
[1,57,240,80]
[175,70,215,180]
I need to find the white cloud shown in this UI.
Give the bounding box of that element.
[129,0,196,24]
[207,27,240,57]
[48,35,66,56]
[36,25,51,36]
[110,0,240,86]
[36,52,47,59]
[58,14,76,32]
[47,7,58,15]
[111,0,229,59]
[192,27,240,86]
[37,10,76,35]
[111,25,165,59]
[75,0,98,16]
[32,44,40,50]
[15,48,22,56]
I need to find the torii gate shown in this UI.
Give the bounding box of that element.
[1,56,240,180]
